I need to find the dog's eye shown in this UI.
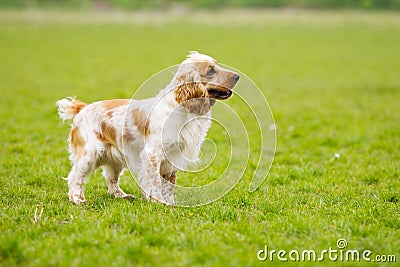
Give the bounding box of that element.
[207,66,216,76]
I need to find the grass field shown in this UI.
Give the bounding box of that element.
[1,9,399,266]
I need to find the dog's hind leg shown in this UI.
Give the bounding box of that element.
[102,165,134,200]
[67,155,95,205]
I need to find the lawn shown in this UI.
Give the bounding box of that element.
[0,9,399,266]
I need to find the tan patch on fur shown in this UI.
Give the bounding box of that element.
[72,101,87,115]
[176,141,186,153]
[123,126,136,142]
[96,122,117,147]
[196,61,212,77]
[102,99,129,110]
[174,81,211,115]
[194,61,238,90]
[174,81,207,104]
[148,154,158,168]
[132,109,150,136]
[162,172,176,184]
[70,127,86,161]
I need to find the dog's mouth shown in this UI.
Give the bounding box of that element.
[207,89,233,100]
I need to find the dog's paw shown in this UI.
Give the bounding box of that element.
[122,194,135,200]
[109,188,135,200]
[68,191,86,205]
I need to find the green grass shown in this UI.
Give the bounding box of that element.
[1,9,400,266]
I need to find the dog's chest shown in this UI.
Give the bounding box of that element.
[162,112,211,162]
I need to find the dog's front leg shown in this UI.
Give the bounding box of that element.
[138,149,165,203]
[162,172,176,205]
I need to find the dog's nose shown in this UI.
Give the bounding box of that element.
[233,74,240,82]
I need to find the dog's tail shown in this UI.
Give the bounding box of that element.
[56,97,87,121]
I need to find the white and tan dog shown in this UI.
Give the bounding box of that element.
[57,52,239,205]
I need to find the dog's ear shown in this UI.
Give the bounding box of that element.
[174,71,211,115]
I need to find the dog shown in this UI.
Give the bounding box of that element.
[57,51,239,205]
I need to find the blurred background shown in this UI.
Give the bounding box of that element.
[1,0,400,10]
[1,0,399,266]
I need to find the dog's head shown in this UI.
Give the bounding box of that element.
[173,51,240,115]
